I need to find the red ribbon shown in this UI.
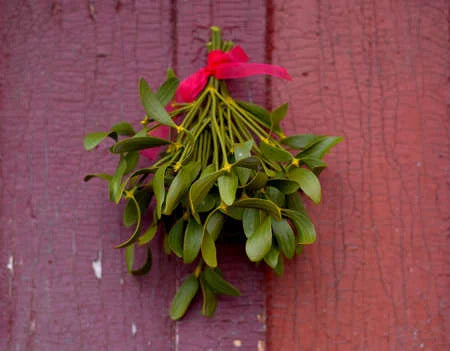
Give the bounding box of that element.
[141,46,291,160]
[175,46,291,102]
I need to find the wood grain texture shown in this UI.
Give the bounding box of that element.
[266,1,449,350]
[0,1,266,350]
[1,1,176,350]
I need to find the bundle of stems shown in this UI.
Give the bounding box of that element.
[84,27,341,320]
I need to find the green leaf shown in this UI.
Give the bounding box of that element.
[236,100,281,133]
[231,156,261,170]
[286,192,306,212]
[155,77,179,106]
[245,216,273,262]
[245,172,268,191]
[83,132,112,151]
[242,208,261,238]
[111,122,136,136]
[274,254,284,276]
[115,195,142,248]
[260,139,293,162]
[203,268,240,296]
[124,151,139,174]
[281,134,319,149]
[218,172,238,206]
[234,141,253,184]
[205,211,225,241]
[169,218,184,258]
[265,186,286,208]
[154,164,168,219]
[125,244,135,272]
[130,246,152,276]
[199,163,216,178]
[170,274,199,320]
[109,158,127,202]
[231,198,282,221]
[234,140,253,160]
[138,224,158,245]
[264,247,280,269]
[111,136,171,154]
[139,78,176,127]
[196,193,218,213]
[164,161,201,215]
[221,205,243,220]
[296,136,343,159]
[166,67,177,80]
[83,173,112,182]
[271,218,295,259]
[189,170,224,214]
[267,178,299,194]
[235,169,251,188]
[135,189,152,211]
[271,103,288,127]
[183,218,203,264]
[133,128,150,138]
[123,198,138,227]
[123,188,151,227]
[200,274,217,317]
[282,209,316,244]
[201,233,217,267]
[299,157,328,173]
[288,167,321,204]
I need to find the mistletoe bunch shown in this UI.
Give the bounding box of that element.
[84,27,341,320]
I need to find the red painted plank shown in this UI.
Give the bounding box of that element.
[267,1,449,350]
[1,1,268,350]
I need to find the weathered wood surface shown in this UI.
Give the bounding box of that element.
[1,1,266,350]
[2,1,448,350]
[267,1,449,350]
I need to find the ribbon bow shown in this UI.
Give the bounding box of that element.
[141,46,291,160]
[175,46,292,102]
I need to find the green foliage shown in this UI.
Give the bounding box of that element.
[84,27,341,320]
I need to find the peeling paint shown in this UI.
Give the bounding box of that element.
[257,340,265,351]
[131,322,137,336]
[92,251,102,279]
[175,322,179,351]
[6,255,13,273]
[257,313,264,323]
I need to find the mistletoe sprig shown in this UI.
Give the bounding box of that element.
[84,27,342,320]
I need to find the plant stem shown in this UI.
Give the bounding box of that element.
[210,26,222,51]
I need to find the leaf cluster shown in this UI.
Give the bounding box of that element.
[84,28,342,320]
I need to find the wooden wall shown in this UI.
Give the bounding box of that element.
[1,1,448,350]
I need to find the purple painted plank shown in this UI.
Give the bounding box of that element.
[173,2,267,350]
[1,1,267,350]
[1,1,174,350]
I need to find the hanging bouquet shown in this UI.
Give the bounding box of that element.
[84,27,341,320]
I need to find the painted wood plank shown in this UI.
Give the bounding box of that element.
[266,0,449,350]
[1,1,175,350]
[1,1,269,350]
[172,2,267,350]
